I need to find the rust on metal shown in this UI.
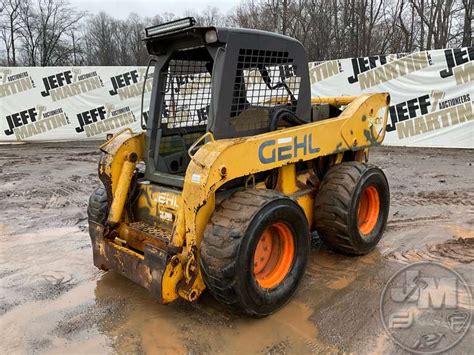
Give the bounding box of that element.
[120,222,181,254]
[89,221,170,303]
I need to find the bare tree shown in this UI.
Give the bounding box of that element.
[410,0,457,49]
[114,19,132,65]
[127,13,148,65]
[461,0,472,46]
[83,12,117,65]
[17,0,38,66]
[186,6,230,26]
[0,0,21,65]
[38,0,84,65]
[17,0,84,66]
[232,0,468,61]
[1,0,470,66]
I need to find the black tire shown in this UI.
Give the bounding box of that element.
[87,186,108,226]
[200,189,310,317]
[313,156,332,181]
[314,162,389,255]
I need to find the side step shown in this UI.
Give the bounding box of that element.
[121,221,179,253]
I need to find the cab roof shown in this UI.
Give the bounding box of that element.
[143,17,303,55]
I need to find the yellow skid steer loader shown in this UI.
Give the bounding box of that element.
[88,17,390,316]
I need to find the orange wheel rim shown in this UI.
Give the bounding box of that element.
[357,185,380,236]
[253,223,295,289]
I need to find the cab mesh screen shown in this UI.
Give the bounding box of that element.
[161,60,212,129]
[231,49,300,131]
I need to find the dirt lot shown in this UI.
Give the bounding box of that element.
[0,143,473,354]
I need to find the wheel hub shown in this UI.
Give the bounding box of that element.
[253,223,295,289]
[357,185,380,236]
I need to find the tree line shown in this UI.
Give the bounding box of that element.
[1,0,472,67]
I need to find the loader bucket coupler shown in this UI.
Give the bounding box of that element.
[89,222,170,301]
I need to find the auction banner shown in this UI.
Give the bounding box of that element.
[0,66,151,142]
[0,47,472,147]
[310,47,473,148]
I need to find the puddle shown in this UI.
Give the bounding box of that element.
[91,272,332,354]
[1,144,473,353]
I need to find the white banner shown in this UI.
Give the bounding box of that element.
[310,48,473,148]
[0,66,151,142]
[0,47,472,147]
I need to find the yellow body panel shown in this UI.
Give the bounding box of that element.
[99,129,144,196]
[311,96,358,106]
[98,129,145,229]
[270,95,357,106]
[107,158,137,225]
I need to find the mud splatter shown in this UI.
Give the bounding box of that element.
[391,190,474,207]
[326,277,354,290]
[428,237,474,263]
[386,237,474,265]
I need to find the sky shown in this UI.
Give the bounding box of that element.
[67,0,241,19]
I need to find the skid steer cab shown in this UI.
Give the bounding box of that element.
[88,17,391,316]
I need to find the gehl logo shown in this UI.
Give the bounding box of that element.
[75,104,136,137]
[0,69,35,98]
[387,91,472,139]
[109,68,153,101]
[155,192,179,222]
[258,134,320,164]
[41,69,103,102]
[439,47,473,85]
[4,105,69,140]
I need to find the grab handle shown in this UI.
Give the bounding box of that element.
[187,131,215,158]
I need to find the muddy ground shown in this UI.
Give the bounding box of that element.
[0,143,473,354]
